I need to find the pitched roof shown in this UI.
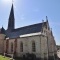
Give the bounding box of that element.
[6,22,45,39]
[0,27,5,34]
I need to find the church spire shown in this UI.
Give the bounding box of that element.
[7,3,15,31]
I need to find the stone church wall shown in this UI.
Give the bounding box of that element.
[17,35,41,58]
[0,34,5,54]
[8,39,15,54]
[5,31,56,59]
[40,35,48,59]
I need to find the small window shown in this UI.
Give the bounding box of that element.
[32,41,36,52]
[20,42,23,52]
[11,42,13,52]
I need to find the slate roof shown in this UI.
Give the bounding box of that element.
[5,22,46,39]
[0,27,6,34]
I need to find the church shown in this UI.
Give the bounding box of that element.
[0,4,57,60]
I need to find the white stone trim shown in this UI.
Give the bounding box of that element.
[6,37,9,40]
[19,32,41,38]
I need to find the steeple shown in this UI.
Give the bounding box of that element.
[7,3,15,31]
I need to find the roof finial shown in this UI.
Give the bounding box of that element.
[2,25,3,28]
[12,0,14,4]
[46,16,48,22]
[46,16,48,20]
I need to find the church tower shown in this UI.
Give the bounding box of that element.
[7,4,15,31]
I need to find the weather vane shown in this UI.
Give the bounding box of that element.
[12,0,14,4]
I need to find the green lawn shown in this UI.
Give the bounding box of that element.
[0,55,10,60]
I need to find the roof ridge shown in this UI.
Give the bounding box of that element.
[14,22,46,31]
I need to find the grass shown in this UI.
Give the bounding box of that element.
[0,55,11,60]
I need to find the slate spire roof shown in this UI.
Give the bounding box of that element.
[7,3,15,31]
[0,27,5,34]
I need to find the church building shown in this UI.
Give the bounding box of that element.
[0,4,57,60]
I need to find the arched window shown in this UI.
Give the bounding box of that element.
[32,41,36,52]
[11,42,13,52]
[20,42,23,52]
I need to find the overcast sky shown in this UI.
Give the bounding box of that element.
[0,0,60,45]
